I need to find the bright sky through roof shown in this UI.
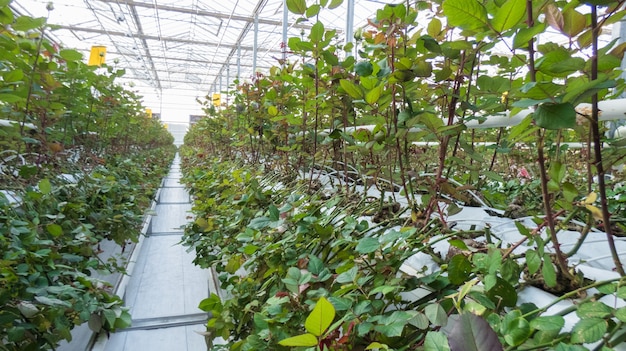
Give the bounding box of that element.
[10,0,407,124]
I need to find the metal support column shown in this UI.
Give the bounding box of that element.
[346,0,355,56]
[237,46,241,80]
[226,66,230,106]
[253,14,259,78]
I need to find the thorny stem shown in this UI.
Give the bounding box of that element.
[526,0,574,281]
[589,5,625,276]
[502,209,566,260]
[425,50,467,223]
[19,12,51,155]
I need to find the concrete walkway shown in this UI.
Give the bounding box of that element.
[96,154,211,351]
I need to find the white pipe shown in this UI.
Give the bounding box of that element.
[411,142,594,149]
[295,98,626,137]
[465,98,626,129]
[0,119,37,130]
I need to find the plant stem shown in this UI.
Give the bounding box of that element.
[526,0,573,281]
[521,277,624,319]
[589,4,625,276]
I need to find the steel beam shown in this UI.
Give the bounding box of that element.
[95,0,314,30]
[128,3,162,90]
[53,24,282,52]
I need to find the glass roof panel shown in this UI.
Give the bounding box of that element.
[11,0,405,121]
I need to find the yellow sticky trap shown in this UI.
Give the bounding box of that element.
[212,93,221,107]
[88,46,106,66]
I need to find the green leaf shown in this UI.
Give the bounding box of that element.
[59,49,83,62]
[443,0,488,31]
[365,86,382,105]
[328,0,343,9]
[428,18,442,37]
[408,311,430,330]
[308,255,325,275]
[279,333,318,346]
[492,0,526,32]
[526,249,541,275]
[542,254,557,288]
[0,93,24,103]
[35,296,72,308]
[248,216,271,229]
[617,286,626,299]
[12,16,46,31]
[533,103,576,130]
[548,161,566,183]
[38,178,52,195]
[563,77,616,105]
[448,254,472,285]
[425,331,451,351]
[562,182,578,202]
[484,274,497,291]
[305,4,321,18]
[268,105,278,117]
[327,297,352,311]
[530,315,565,331]
[309,21,324,42]
[562,8,586,37]
[484,170,504,182]
[102,309,116,327]
[369,285,399,296]
[503,315,531,346]
[375,322,405,337]
[46,224,63,237]
[513,23,546,49]
[615,307,626,322]
[242,245,259,255]
[114,310,132,329]
[356,237,380,254]
[225,255,241,274]
[4,69,24,82]
[305,297,335,336]
[286,0,307,15]
[414,61,433,77]
[425,304,448,327]
[449,239,469,251]
[570,318,607,344]
[336,266,357,284]
[537,49,585,77]
[268,204,280,221]
[340,79,363,99]
[576,302,613,319]
[486,276,517,307]
[447,313,503,351]
[355,61,373,76]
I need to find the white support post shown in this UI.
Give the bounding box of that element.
[237,46,241,80]
[345,0,355,56]
[226,66,230,106]
[253,14,259,78]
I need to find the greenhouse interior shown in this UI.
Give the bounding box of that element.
[2,0,626,350]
